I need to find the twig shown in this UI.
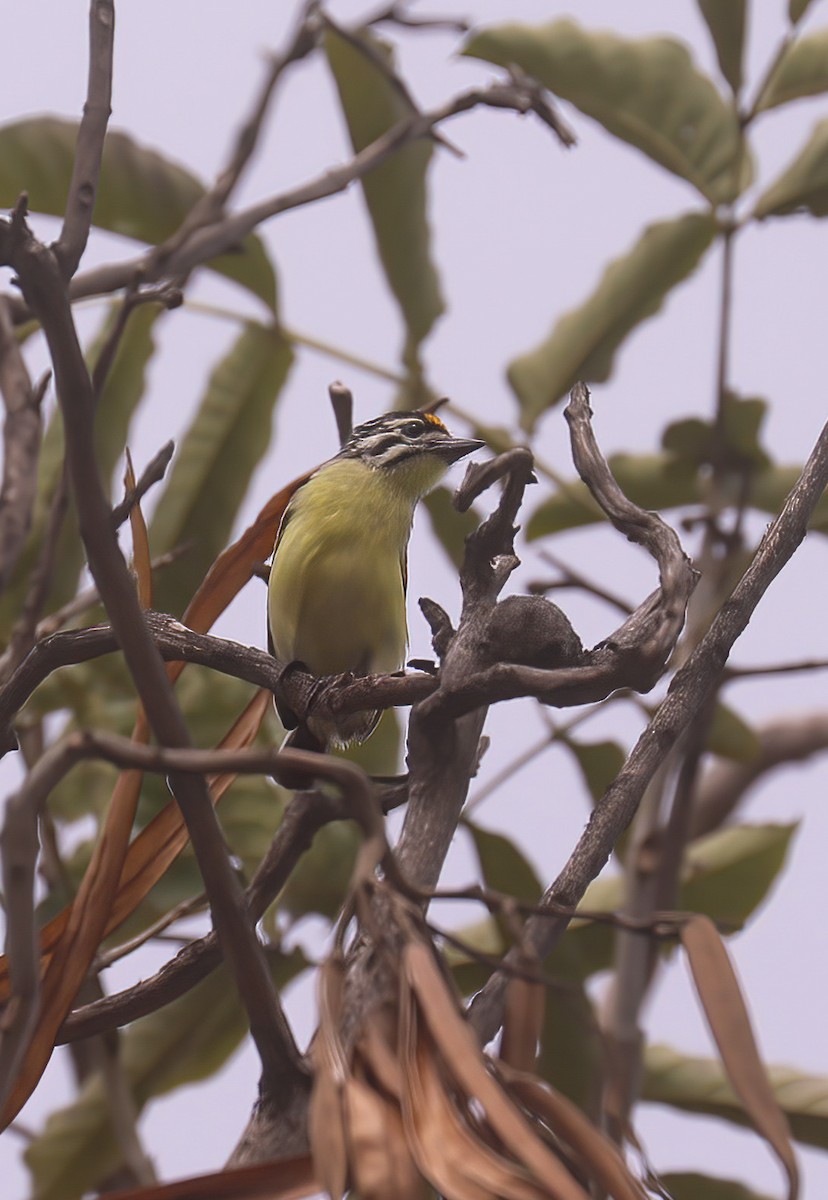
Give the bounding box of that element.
[531,548,633,616]
[54,0,114,279]
[464,730,554,814]
[468,408,828,1043]
[368,2,470,36]
[111,441,175,527]
[34,548,187,641]
[60,789,347,1042]
[0,297,47,591]
[0,612,437,756]
[724,658,828,681]
[98,1035,157,1186]
[0,74,580,324]
[322,11,463,156]
[91,283,182,400]
[94,893,208,971]
[328,380,353,447]
[152,2,322,267]
[0,209,305,1111]
[419,386,697,723]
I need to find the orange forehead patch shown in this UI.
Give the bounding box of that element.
[423,411,448,433]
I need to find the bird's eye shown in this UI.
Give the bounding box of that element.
[402,420,424,438]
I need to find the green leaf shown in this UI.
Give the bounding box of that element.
[526,452,700,537]
[754,117,828,217]
[661,1173,774,1200]
[566,738,626,803]
[507,213,718,430]
[422,485,479,570]
[679,823,797,929]
[789,0,818,25]
[696,1,747,94]
[527,450,828,538]
[536,979,603,1116]
[325,27,444,374]
[447,917,505,999]
[752,463,828,530]
[707,703,761,764]
[149,321,293,615]
[663,394,770,472]
[24,951,308,1200]
[758,30,828,111]
[464,21,750,202]
[0,117,277,310]
[464,818,543,904]
[279,820,361,921]
[0,303,160,641]
[561,823,796,978]
[643,1044,828,1150]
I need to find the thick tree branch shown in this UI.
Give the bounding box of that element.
[0,211,304,1108]
[468,410,828,1043]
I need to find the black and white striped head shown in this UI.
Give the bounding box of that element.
[338,410,483,471]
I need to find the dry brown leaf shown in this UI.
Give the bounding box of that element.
[499,1063,648,1200]
[99,1155,318,1199]
[309,957,349,1200]
[0,472,306,1009]
[0,713,149,1128]
[345,1069,427,1200]
[681,914,799,1200]
[357,1013,405,1100]
[0,474,310,1122]
[399,973,552,1200]
[101,688,271,933]
[500,975,545,1074]
[124,448,153,609]
[404,941,589,1200]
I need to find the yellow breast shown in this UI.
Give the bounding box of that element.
[267,459,416,678]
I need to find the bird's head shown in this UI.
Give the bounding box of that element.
[338,410,484,497]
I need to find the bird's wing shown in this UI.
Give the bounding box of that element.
[267,482,309,731]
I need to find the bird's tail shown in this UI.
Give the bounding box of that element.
[275,723,328,790]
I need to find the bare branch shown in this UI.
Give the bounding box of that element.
[328,380,354,447]
[151,2,322,268]
[91,282,182,400]
[468,409,828,1043]
[54,0,115,278]
[110,441,175,528]
[0,75,581,324]
[60,789,344,1042]
[0,612,437,756]
[530,547,634,616]
[0,212,305,1109]
[0,297,47,590]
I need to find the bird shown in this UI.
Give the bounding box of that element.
[267,408,483,764]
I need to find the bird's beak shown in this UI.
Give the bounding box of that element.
[437,436,485,464]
